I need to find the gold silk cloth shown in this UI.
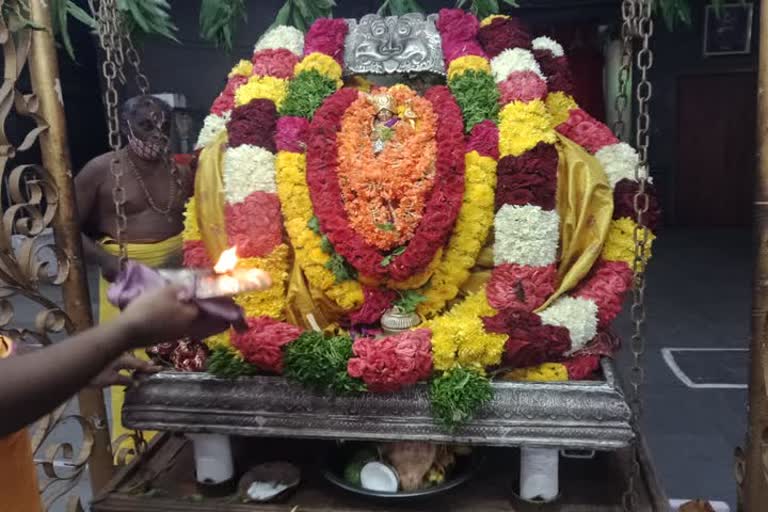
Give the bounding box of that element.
[193,133,613,324]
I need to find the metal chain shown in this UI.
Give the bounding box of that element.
[618,1,653,511]
[613,0,636,141]
[123,23,150,95]
[91,0,128,266]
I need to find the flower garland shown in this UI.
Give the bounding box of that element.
[336,87,438,250]
[306,85,466,283]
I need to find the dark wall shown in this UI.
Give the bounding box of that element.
[648,3,759,224]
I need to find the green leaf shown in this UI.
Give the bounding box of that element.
[392,246,406,256]
[273,1,292,27]
[393,290,426,314]
[325,252,357,282]
[307,215,321,234]
[376,223,395,232]
[320,234,334,254]
[207,348,259,378]
[429,367,493,430]
[66,2,97,28]
[283,331,366,394]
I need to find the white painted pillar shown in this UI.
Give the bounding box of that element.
[520,447,559,502]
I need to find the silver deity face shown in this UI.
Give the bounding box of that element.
[344,13,445,76]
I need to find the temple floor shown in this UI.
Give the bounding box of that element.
[15,228,750,511]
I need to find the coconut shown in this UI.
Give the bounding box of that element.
[237,462,300,503]
[359,461,400,492]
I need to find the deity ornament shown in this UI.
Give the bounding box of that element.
[368,93,399,154]
[381,307,421,335]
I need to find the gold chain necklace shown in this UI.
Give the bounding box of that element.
[124,149,181,220]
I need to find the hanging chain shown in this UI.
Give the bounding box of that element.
[91,0,128,266]
[613,0,636,141]
[123,21,150,95]
[618,1,653,511]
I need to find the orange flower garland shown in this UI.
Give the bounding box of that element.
[336,87,438,251]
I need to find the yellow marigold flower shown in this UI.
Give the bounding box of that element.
[182,197,201,241]
[234,245,290,319]
[419,152,496,317]
[275,151,363,311]
[503,363,569,382]
[480,14,508,27]
[601,217,655,269]
[424,292,507,370]
[229,59,253,78]
[235,75,289,108]
[205,331,232,350]
[499,100,557,157]
[545,91,579,128]
[294,52,344,87]
[447,55,492,81]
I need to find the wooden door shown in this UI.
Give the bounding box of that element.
[676,72,756,226]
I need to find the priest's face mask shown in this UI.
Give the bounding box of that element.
[122,98,171,161]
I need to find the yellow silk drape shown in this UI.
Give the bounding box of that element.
[195,131,229,262]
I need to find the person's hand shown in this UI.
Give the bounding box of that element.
[117,285,231,350]
[100,255,121,283]
[89,354,162,388]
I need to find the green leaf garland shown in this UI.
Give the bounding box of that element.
[429,367,493,430]
[448,70,499,131]
[280,70,340,119]
[283,331,366,394]
[207,347,259,378]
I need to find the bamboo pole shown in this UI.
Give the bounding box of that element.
[27,0,115,492]
[742,0,768,509]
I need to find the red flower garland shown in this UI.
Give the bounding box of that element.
[276,116,310,153]
[210,75,248,116]
[483,310,571,368]
[532,49,574,96]
[251,48,299,79]
[486,263,557,312]
[231,316,303,373]
[573,260,633,328]
[347,329,433,392]
[467,120,499,159]
[303,18,348,65]
[226,99,277,151]
[613,178,662,231]
[183,240,212,269]
[306,86,465,281]
[556,108,618,154]
[562,354,601,380]
[477,16,531,58]
[495,142,559,211]
[225,191,283,258]
[349,287,397,326]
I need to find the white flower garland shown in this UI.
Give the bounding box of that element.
[539,296,599,353]
[196,112,230,150]
[223,144,277,204]
[494,204,559,267]
[490,48,545,83]
[594,142,641,189]
[254,25,305,57]
[531,36,565,57]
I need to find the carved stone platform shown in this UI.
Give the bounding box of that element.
[124,359,632,451]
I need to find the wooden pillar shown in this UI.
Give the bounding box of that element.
[27,0,115,492]
[742,0,768,510]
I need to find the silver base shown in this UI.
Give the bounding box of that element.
[124,359,632,451]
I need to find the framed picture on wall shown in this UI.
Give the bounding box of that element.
[703,3,754,56]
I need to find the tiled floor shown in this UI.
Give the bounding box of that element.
[14,228,752,510]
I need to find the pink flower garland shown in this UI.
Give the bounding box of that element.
[467,120,499,159]
[183,240,212,269]
[251,48,299,79]
[486,263,557,312]
[436,8,486,63]
[306,86,465,281]
[225,191,283,258]
[276,116,310,153]
[347,329,433,393]
[556,108,618,154]
[498,71,548,104]
[210,75,248,116]
[573,260,633,328]
[231,316,303,373]
[303,18,348,65]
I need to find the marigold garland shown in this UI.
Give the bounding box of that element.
[336,87,438,250]
[233,245,290,319]
[294,52,343,87]
[275,150,364,311]
[601,217,655,269]
[499,100,557,157]
[447,55,491,80]
[235,75,289,109]
[182,197,201,241]
[229,59,253,78]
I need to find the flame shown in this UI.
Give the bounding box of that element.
[214,247,238,274]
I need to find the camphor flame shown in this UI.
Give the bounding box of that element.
[214,246,238,274]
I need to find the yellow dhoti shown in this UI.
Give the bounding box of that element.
[98,234,183,462]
